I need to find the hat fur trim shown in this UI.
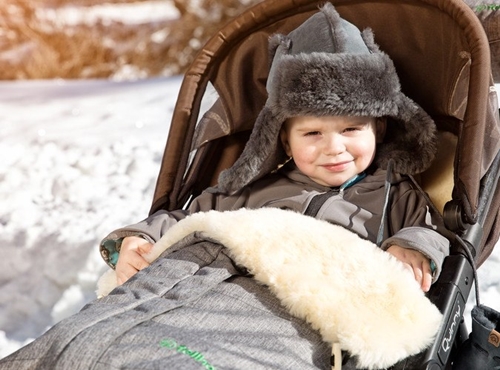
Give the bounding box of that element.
[217,106,288,193]
[270,52,401,117]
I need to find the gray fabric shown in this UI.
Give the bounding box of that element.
[0,233,331,370]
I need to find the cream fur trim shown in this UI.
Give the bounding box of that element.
[97,208,443,369]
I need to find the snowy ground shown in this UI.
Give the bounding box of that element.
[0,77,499,359]
[0,76,182,356]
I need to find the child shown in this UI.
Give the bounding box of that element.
[101,3,449,293]
[0,5,450,370]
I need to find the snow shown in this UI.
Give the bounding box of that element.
[37,1,180,27]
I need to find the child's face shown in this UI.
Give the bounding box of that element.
[280,115,384,187]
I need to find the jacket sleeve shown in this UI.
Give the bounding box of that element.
[98,188,251,268]
[99,191,214,267]
[380,182,450,281]
[381,227,449,281]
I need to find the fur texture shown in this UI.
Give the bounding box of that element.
[97,208,443,369]
[217,3,437,194]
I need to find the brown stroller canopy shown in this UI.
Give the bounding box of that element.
[152,0,500,264]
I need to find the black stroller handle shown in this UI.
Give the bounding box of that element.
[445,145,500,260]
[394,113,500,369]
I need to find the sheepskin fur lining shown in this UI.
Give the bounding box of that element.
[98,208,443,369]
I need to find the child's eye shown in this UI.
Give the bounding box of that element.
[343,126,361,133]
[304,131,321,136]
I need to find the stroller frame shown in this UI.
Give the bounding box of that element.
[151,1,500,368]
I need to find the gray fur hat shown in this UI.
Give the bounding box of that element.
[218,3,437,194]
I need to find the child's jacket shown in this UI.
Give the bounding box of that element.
[101,161,449,280]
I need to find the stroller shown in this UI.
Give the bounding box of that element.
[149,0,500,368]
[1,1,498,369]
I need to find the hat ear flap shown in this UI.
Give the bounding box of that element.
[268,34,291,67]
[360,28,381,53]
[269,33,292,56]
[217,106,288,194]
[266,34,291,94]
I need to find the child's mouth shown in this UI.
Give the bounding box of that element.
[322,161,350,172]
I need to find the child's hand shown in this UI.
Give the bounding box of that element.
[115,236,153,285]
[386,245,433,292]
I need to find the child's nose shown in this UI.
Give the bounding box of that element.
[324,134,346,155]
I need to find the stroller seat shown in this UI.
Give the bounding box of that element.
[149,1,500,368]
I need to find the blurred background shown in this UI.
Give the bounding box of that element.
[0,0,263,80]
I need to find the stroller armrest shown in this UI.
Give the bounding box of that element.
[391,253,473,369]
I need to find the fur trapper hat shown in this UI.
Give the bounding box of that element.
[218,3,437,194]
